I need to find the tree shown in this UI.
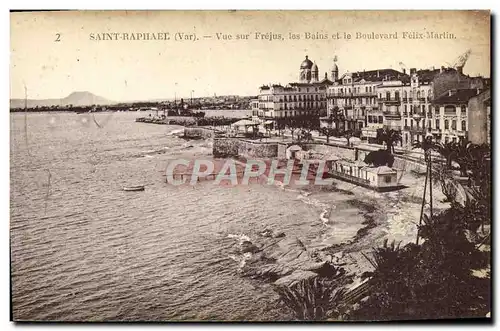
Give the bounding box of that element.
[320,127,338,144]
[343,129,354,147]
[286,117,300,141]
[363,149,395,167]
[376,128,401,153]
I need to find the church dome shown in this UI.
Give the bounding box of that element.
[300,56,313,69]
[311,62,318,72]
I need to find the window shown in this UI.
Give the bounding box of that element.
[405,119,408,127]
[368,115,372,123]
[461,105,467,113]
[385,176,392,183]
[386,92,391,100]
[422,105,426,113]
[461,120,466,131]
[378,116,383,123]
[404,105,407,114]
[403,90,407,99]
[373,116,378,124]
[411,119,414,128]
[445,119,449,130]
[435,107,440,115]
[436,119,440,129]
[451,120,457,130]
[395,91,400,100]
[428,120,432,129]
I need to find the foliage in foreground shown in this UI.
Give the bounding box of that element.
[272,141,491,321]
[272,266,351,321]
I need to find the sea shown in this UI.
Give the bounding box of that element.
[10,110,369,321]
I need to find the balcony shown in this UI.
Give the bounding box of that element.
[378,98,401,105]
[402,98,413,103]
[327,91,377,98]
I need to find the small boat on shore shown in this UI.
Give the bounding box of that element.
[123,185,145,192]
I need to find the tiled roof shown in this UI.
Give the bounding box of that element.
[433,88,482,105]
[351,69,406,82]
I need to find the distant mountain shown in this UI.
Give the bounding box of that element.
[10,91,112,108]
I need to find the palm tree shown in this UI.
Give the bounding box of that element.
[273,271,350,320]
[376,128,401,154]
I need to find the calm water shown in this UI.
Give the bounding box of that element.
[10,111,357,321]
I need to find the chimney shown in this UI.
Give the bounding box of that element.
[440,66,445,73]
[457,66,463,74]
[410,68,416,75]
[402,68,406,75]
[377,70,380,78]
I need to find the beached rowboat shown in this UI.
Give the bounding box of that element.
[123,185,145,192]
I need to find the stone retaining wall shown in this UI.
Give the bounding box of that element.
[184,127,218,139]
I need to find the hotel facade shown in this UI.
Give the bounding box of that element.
[253,56,490,146]
[252,55,334,119]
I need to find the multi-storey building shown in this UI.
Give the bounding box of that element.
[252,55,334,119]
[468,89,491,145]
[378,68,439,147]
[325,68,404,141]
[431,88,488,144]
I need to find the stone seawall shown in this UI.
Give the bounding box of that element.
[237,140,278,158]
[213,138,278,158]
[184,127,218,139]
[213,138,240,158]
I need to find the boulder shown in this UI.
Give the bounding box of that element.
[241,240,259,254]
[273,231,286,238]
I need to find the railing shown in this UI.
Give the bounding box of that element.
[327,92,377,97]
[378,98,401,104]
[330,168,371,186]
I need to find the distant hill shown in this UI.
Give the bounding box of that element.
[10,91,112,109]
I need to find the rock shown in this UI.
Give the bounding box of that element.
[260,229,273,238]
[272,231,286,238]
[300,261,327,272]
[274,270,318,287]
[241,240,259,254]
[259,229,286,238]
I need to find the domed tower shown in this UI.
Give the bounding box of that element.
[331,55,339,81]
[311,62,319,82]
[299,55,313,83]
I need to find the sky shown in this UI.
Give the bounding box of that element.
[10,10,490,101]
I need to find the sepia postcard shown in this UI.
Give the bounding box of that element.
[10,10,491,322]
